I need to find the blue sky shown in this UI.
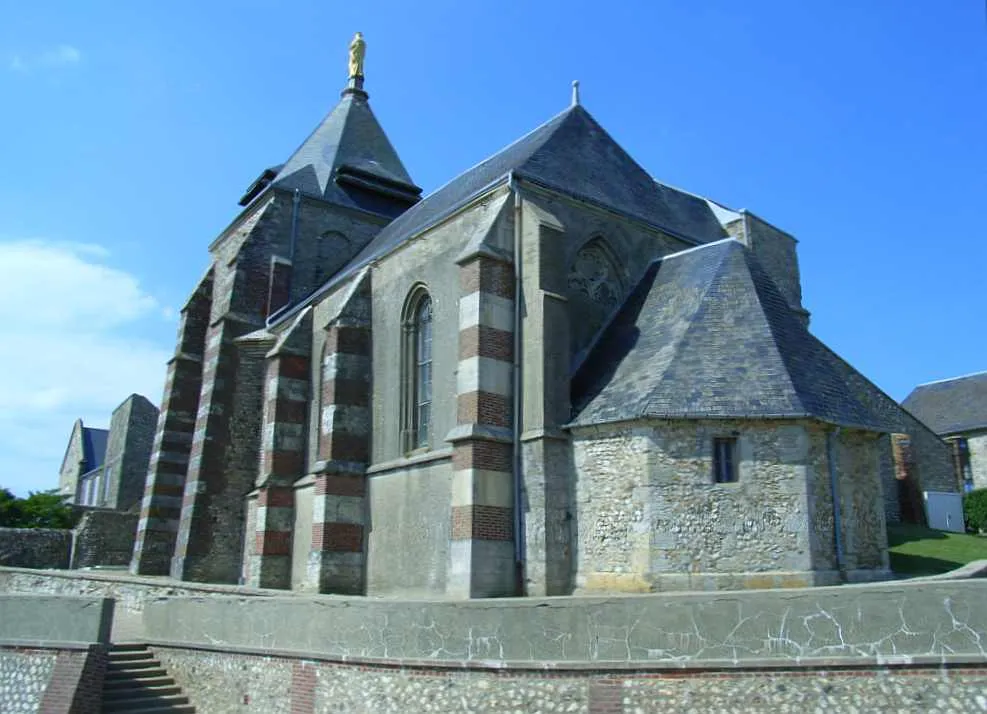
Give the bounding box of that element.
[1,1,984,495]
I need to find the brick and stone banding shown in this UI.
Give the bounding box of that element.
[247,350,310,589]
[172,316,267,584]
[447,256,516,598]
[306,275,372,594]
[132,270,213,576]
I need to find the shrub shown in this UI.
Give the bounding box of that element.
[0,488,78,529]
[963,488,987,533]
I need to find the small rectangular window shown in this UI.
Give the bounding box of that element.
[713,437,738,483]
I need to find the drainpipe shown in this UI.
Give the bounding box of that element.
[287,188,301,297]
[825,427,845,578]
[509,171,526,593]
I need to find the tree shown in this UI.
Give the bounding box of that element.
[963,488,987,534]
[0,488,78,529]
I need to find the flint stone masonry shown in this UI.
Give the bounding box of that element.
[0,651,55,714]
[140,580,987,667]
[71,510,139,569]
[0,528,72,569]
[136,649,987,714]
[969,431,987,490]
[571,420,890,593]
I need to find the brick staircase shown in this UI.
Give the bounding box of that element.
[101,644,195,713]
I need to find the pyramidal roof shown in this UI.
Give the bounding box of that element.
[902,371,987,436]
[270,87,420,216]
[571,239,893,431]
[318,104,727,289]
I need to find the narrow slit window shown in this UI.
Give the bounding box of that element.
[713,437,738,483]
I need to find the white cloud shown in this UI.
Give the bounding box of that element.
[8,44,82,73]
[0,240,171,496]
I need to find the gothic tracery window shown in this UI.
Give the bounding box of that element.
[567,238,624,358]
[568,240,622,312]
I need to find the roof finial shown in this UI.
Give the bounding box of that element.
[343,32,367,97]
[571,80,580,107]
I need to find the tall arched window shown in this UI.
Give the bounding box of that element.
[402,288,432,452]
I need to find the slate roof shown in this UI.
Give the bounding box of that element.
[570,239,894,431]
[271,90,420,217]
[343,105,728,276]
[81,427,109,472]
[902,372,987,436]
[274,104,732,325]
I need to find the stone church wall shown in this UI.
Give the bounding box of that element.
[57,422,85,501]
[368,205,476,464]
[365,457,453,596]
[741,211,805,317]
[820,347,956,521]
[520,189,692,362]
[966,430,987,490]
[571,421,890,593]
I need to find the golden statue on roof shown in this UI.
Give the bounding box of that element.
[349,32,366,79]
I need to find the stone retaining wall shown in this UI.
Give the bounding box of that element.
[141,580,987,667]
[0,596,112,714]
[153,645,987,714]
[0,567,274,642]
[70,510,139,569]
[0,528,71,569]
[0,649,56,714]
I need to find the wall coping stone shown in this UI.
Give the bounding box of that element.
[142,639,987,674]
[0,565,277,598]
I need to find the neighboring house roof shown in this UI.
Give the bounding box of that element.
[270,89,421,216]
[81,427,109,472]
[570,239,893,431]
[273,103,731,326]
[902,371,987,436]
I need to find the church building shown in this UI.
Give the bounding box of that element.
[130,35,956,597]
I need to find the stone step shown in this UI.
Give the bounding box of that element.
[109,643,148,652]
[104,672,174,687]
[107,658,163,671]
[103,684,182,701]
[108,650,156,663]
[101,706,194,714]
[100,645,194,713]
[102,693,191,712]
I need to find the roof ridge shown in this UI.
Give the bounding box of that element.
[652,178,743,215]
[641,242,743,418]
[417,104,576,203]
[658,237,741,262]
[729,247,809,415]
[914,369,987,388]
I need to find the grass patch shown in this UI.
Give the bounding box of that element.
[887,523,987,576]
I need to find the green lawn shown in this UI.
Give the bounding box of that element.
[887,523,987,576]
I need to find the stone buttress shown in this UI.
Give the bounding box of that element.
[242,310,312,588]
[446,255,517,597]
[132,269,213,575]
[518,198,575,596]
[306,273,372,594]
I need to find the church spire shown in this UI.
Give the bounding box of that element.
[344,32,367,98]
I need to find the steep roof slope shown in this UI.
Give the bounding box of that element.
[571,239,892,431]
[292,105,729,317]
[81,427,109,471]
[271,90,419,216]
[902,372,987,435]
